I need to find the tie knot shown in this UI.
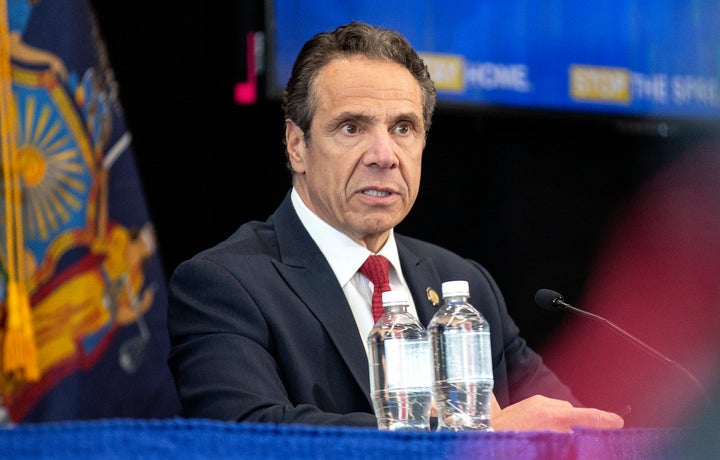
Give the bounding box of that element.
[359,255,390,286]
[359,255,391,322]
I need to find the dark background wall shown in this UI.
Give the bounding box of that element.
[89,1,719,349]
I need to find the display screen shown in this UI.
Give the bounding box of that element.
[265,0,720,121]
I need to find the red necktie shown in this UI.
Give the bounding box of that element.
[359,255,391,322]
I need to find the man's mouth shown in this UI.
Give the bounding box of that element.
[362,189,391,197]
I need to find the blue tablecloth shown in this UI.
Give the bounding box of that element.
[0,418,694,459]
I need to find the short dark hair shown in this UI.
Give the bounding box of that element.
[281,21,437,166]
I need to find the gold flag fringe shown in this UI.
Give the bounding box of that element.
[0,0,40,382]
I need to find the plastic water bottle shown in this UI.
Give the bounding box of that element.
[428,280,494,431]
[367,289,434,431]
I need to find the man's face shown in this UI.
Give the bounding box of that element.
[286,55,426,251]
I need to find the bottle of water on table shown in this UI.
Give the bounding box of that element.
[367,289,433,431]
[428,280,493,431]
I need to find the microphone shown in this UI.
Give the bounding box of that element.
[535,288,710,402]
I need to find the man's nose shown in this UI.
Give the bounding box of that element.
[365,131,398,167]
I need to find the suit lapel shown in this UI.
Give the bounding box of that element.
[272,193,372,401]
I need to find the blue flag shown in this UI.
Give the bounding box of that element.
[0,0,180,421]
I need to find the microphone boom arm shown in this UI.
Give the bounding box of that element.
[551,297,711,403]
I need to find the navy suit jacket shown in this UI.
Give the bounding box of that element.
[167,191,577,426]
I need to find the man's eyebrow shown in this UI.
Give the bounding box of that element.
[397,112,423,126]
[326,111,422,128]
[327,112,374,126]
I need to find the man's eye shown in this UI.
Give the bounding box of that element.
[394,123,410,135]
[341,123,358,134]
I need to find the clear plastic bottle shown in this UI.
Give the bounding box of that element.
[428,280,494,431]
[367,289,434,431]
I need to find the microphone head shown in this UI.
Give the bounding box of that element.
[535,288,564,312]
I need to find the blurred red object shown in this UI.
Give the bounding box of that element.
[541,137,720,428]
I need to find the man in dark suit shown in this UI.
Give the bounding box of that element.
[167,21,624,431]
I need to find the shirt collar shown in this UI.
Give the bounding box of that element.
[291,187,402,285]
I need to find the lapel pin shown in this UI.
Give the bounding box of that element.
[426,287,440,306]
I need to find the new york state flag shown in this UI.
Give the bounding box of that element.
[0,0,180,421]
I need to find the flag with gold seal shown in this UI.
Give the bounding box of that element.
[0,0,180,421]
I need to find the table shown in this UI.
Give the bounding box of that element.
[0,418,696,459]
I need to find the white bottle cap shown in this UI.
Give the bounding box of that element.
[441,280,470,297]
[382,289,409,306]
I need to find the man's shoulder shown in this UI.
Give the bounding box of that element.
[189,218,279,263]
[395,233,495,286]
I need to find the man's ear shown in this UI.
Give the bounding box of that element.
[285,120,306,174]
